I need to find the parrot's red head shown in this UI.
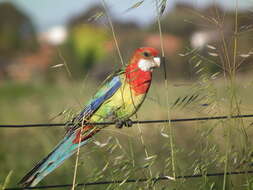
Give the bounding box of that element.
[125,47,160,95]
[130,47,160,71]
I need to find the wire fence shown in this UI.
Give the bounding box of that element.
[2,113,253,189]
[4,170,253,190]
[0,114,253,128]
[2,114,253,189]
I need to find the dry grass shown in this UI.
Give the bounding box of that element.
[1,74,253,189]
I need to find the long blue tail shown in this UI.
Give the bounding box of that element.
[19,130,90,187]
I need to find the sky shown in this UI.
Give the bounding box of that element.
[1,0,252,31]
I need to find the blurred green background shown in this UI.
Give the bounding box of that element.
[1,0,253,189]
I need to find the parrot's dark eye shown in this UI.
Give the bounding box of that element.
[143,51,151,57]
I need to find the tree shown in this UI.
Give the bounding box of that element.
[0,2,38,62]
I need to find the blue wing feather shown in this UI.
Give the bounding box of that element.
[19,75,122,187]
[74,75,122,123]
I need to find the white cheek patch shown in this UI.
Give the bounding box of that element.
[137,57,160,71]
[138,59,153,71]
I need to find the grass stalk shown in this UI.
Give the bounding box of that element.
[155,0,176,179]
[100,0,125,66]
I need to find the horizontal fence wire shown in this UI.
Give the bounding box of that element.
[4,170,253,190]
[0,114,253,128]
[2,114,253,189]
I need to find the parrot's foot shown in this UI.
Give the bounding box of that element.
[124,119,133,127]
[115,119,133,128]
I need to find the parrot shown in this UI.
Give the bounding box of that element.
[19,47,160,187]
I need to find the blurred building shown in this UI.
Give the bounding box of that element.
[6,44,55,81]
[144,34,181,55]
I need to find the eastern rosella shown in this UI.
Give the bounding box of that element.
[19,47,160,187]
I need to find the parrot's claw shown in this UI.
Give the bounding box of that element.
[115,120,124,128]
[115,119,133,128]
[124,119,133,127]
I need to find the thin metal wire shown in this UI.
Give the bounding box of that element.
[4,170,253,190]
[0,114,253,128]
